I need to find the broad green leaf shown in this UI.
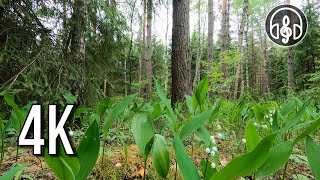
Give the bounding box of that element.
[131,113,154,161]
[62,92,78,104]
[197,126,211,147]
[245,121,262,152]
[294,117,320,144]
[256,141,293,178]
[185,95,194,114]
[155,80,176,122]
[44,143,80,180]
[0,165,28,179]
[151,134,169,178]
[103,95,135,140]
[180,109,213,140]
[173,136,200,180]
[306,136,320,179]
[75,120,100,179]
[97,98,111,116]
[281,101,310,133]
[4,95,24,132]
[210,133,278,180]
[281,100,296,117]
[200,160,217,180]
[195,77,209,106]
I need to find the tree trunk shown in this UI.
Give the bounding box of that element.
[245,5,249,89]
[138,0,147,97]
[171,0,191,105]
[287,0,294,91]
[250,28,256,89]
[233,0,248,100]
[207,0,214,96]
[164,0,169,92]
[146,0,153,101]
[70,0,86,103]
[221,0,228,98]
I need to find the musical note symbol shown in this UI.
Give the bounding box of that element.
[280,15,293,44]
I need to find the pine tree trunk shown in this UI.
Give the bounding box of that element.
[146,0,153,101]
[70,0,86,103]
[233,0,248,100]
[287,0,294,91]
[171,0,191,105]
[250,29,256,89]
[207,0,214,96]
[164,0,169,92]
[138,0,147,96]
[221,0,228,98]
[245,6,249,89]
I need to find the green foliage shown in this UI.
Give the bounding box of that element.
[151,134,170,178]
[306,136,320,179]
[210,133,278,180]
[245,121,262,152]
[0,164,28,180]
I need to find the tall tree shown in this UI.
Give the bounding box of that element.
[171,0,191,105]
[146,0,153,100]
[287,0,294,91]
[207,0,214,96]
[220,0,228,98]
[70,0,86,102]
[233,0,249,100]
[164,0,170,92]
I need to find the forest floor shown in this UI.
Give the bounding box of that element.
[0,137,314,180]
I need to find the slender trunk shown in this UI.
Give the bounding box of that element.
[207,0,214,96]
[250,29,255,89]
[264,33,270,93]
[146,0,153,101]
[138,0,147,97]
[287,0,294,91]
[233,0,248,100]
[171,0,191,105]
[70,0,86,103]
[221,0,228,98]
[164,0,169,92]
[245,5,249,89]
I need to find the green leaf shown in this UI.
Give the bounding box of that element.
[210,133,278,180]
[62,91,78,104]
[97,98,111,116]
[131,113,154,161]
[256,141,293,178]
[155,80,176,122]
[195,77,209,106]
[281,100,296,117]
[102,95,135,140]
[180,109,213,140]
[200,160,217,180]
[43,143,80,180]
[281,100,310,133]
[173,136,201,180]
[4,95,24,132]
[1,165,28,179]
[245,121,262,152]
[294,117,320,144]
[185,95,194,114]
[151,134,169,178]
[197,126,211,147]
[75,120,100,179]
[306,136,320,179]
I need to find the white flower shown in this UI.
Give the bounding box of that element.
[212,146,218,152]
[205,148,211,154]
[211,162,216,169]
[269,114,272,117]
[272,110,276,114]
[217,133,223,139]
[269,118,273,124]
[261,124,268,129]
[242,139,246,144]
[254,122,259,127]
[69,131,74,136]
[210,150,215,157]
[217,125,222,130]
[210,136,216,143]
[265,115,269,119]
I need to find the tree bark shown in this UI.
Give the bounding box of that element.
[221,0,228,98]
[233,0,248,100]
[138,0,147,97]
[146,0,153,101]
[171,0,191,105]
[287,0,294,91]
[164,0,169,92]
[250,27,256,89]
[70,0,86,103]
[207,0,214,96]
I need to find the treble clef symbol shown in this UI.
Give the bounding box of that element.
[280,15,293,44]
